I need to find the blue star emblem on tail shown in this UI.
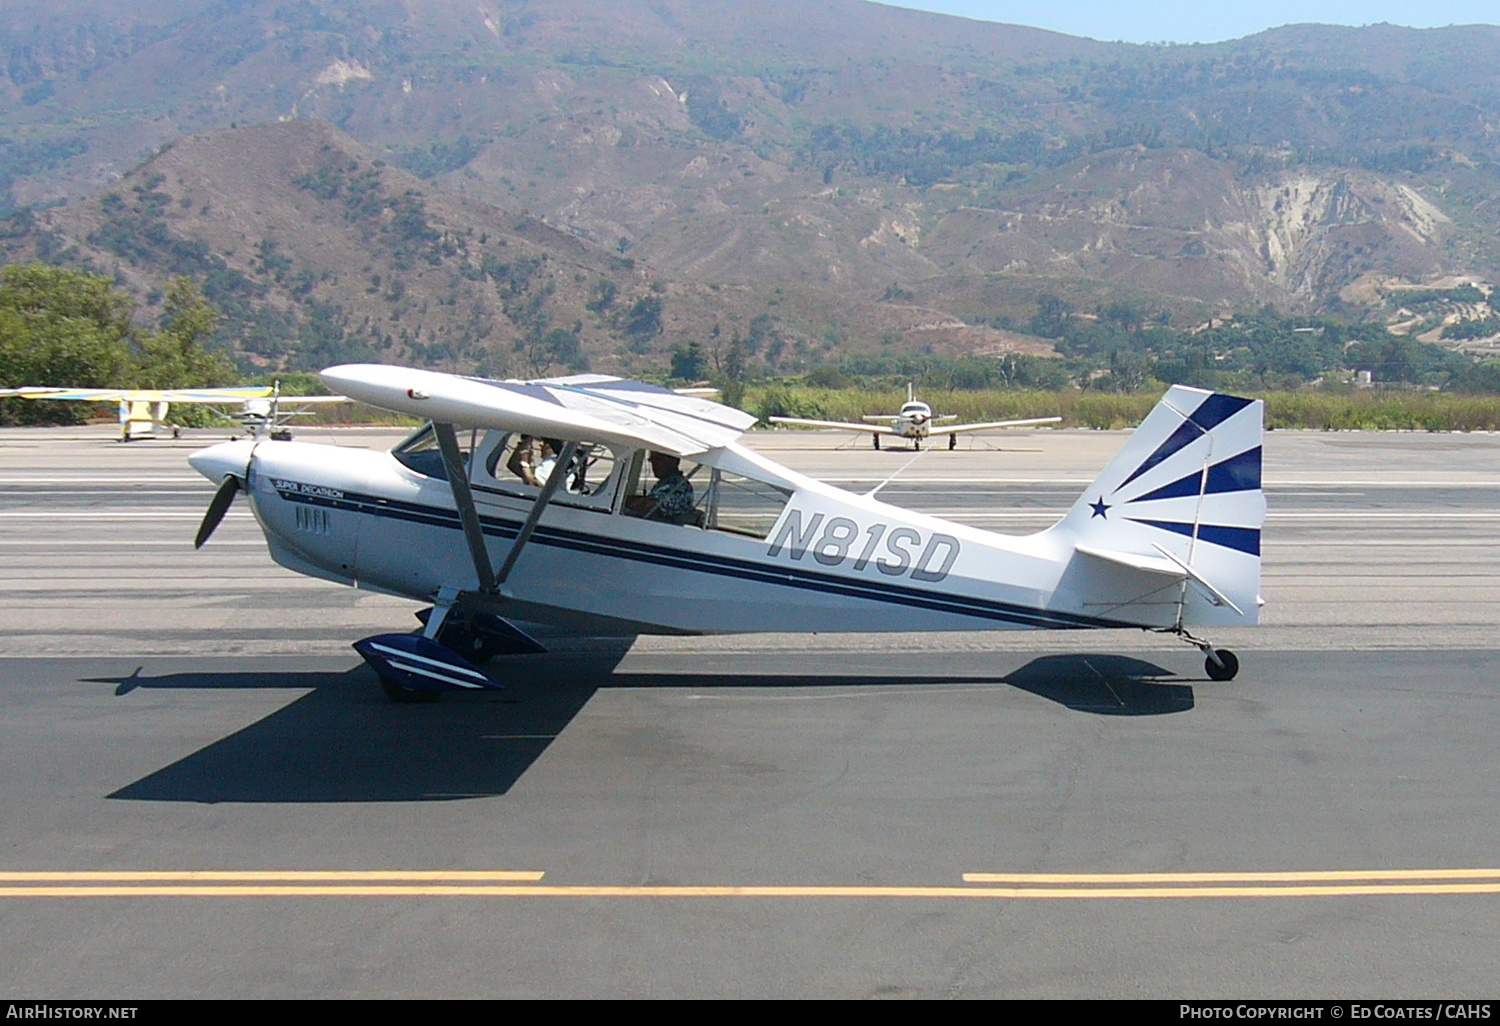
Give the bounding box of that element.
[1089,496,1110,519]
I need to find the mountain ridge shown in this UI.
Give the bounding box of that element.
[3,1,1499,374]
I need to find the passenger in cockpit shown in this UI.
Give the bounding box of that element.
[507,436,561,487]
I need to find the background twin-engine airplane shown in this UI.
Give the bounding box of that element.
[185,365,1265,701]
[770,382,1062,449]
[0,383,349,441]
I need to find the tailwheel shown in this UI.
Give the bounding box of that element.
[1204,649,1240,682]
[378,676,442,703]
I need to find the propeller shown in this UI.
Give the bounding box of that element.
[194,474,241,549]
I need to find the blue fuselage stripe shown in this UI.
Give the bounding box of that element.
[271,487,1134,630]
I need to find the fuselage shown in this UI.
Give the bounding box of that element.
[193,428,1166,638]
[894,401,933,439]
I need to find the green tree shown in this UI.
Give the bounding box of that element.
[134,277,233,388]
[0,263,134,424]
[670,341,706,381]
[1,266,235,426]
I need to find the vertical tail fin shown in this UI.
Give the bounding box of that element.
[1047,386,1264,628]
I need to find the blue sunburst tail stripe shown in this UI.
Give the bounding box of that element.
[1125,518,1261,557]
[1126,446,1262,504]
[1114,419,1202,493]
[1114,394,1255,494]
[1206,444,1261,493]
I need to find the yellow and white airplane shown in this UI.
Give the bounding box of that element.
[770,384,1060,450]
[186,365,1264,701]
[0,384,350,441]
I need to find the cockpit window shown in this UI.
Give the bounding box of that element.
[471,431,623,511]
[702,469,792,538]
[392,423,479,481]
[622,453,791,536]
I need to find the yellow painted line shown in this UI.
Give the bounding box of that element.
[962,869,1500,884]
[4,883,1500,899]
[0,870,544,883]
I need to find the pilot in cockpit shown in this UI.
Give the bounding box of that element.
[625,451,696,524]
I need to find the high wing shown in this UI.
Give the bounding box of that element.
[769,416,896,436]
[2,385,353,440]
[321,365,757,457]
[942,416,1062,435]
[2,386,275,402]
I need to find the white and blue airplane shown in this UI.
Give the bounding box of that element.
[187,365,1264,701]
[770,383,1061,449]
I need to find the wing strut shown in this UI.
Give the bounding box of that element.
[434,423,499,595]
[434,423,578,594]
[496,441,577,585]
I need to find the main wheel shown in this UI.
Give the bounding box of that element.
[437,621,497,665]
[379,676,442,703]
[1204,649,1240,681]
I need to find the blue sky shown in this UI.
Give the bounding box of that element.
[882,2,1499,44]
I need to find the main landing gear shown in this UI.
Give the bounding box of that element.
[374,610,503,705]
[419,608,505,664]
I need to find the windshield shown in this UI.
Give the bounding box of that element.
[391,422,479,480]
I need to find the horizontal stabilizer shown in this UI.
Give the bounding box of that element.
[1074,544,1186,577]
[1073,543,1243,616]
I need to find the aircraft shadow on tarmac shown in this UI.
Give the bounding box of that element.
[86,651,1192,804]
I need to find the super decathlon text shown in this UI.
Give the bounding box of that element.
[270,479,345,500]
[7,1008,137,1020]
[767,511,961,582]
